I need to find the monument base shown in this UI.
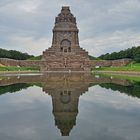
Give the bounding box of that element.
[41,53,92,72]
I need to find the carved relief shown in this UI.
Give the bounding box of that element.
[55,7,76,24]
[56,32,73,43]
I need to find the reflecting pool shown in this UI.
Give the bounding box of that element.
[0,73,140,140]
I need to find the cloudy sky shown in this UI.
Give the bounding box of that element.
[0,0,140,57]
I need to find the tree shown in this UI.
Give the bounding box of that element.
[98,46,140,61]
[0,48,34,60]
[134,54,140,62]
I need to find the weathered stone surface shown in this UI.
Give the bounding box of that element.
[0,58,41,67]
[41,6,91,71]
[0,58,131,69]
[90,59,131,67]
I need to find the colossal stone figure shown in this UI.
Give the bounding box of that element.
[41,6,91,71]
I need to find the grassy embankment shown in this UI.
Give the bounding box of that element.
[0,65,39,72]
[95,73,140,82]
[111,74,140,82]
[92,62,140,72]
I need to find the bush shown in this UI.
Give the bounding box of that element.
[134,54,140,63]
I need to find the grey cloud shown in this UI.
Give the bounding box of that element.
[0,0,140,56]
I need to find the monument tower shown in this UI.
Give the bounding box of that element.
[41,6,91,71]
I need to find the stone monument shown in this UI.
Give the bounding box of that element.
[41,6,91,71]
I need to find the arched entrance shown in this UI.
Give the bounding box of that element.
[60,39,71,52]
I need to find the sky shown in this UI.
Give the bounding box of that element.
[0,0,140,57]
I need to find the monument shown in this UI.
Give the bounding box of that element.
[41,6,91,71]
[0,7,131,70]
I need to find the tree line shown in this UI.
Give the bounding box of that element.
[0,83,31,95]
[98,46,140,62]
[0,48,34,60]
[100,82,140,98]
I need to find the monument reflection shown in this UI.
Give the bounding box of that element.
[0,73,135,136]
[42,73,91,136]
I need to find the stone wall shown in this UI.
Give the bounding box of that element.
[0,58,131,71]
[111,59,131,66]
[0,58,41,67]
[91,59,131,68]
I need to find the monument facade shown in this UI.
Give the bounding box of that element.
[41,6,91,71]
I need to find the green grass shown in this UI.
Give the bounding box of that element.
[0,66,40,71]
[113,75,140,82]
[93,62,140,72]
[96,73,140,82]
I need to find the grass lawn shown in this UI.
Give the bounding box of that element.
[93,62,140,72]
[0,66,39,71]
[96,73,140,82]
[110,75,140,82]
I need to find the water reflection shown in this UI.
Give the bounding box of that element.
[0,73,139,98]
[0,73,140,137]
